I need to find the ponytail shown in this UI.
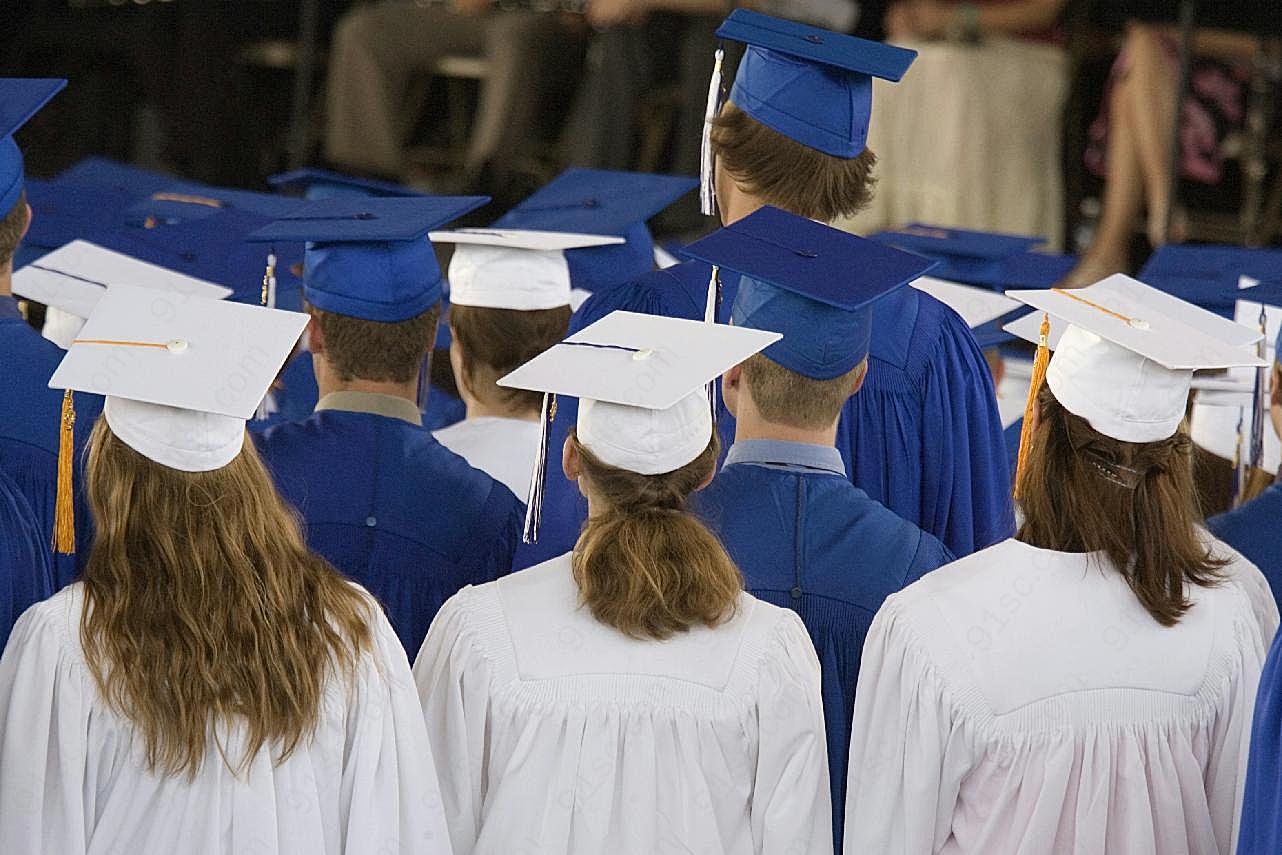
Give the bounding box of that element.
[1017,388,1226,627]
[569,431,742,640]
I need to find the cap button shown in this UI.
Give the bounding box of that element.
[790,586,803,599]
[632,348,655,361]
[165,339,189,354]
[804,34,824,44]
[1128,318,1150,331]
[365,515,377,527]
[355,212,375,220]
[794,249,819,259]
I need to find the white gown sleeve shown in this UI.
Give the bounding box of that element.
[0,602,91,854]
[341,606,452,855]
[412,589,494,855]
[844,595,974,855]
[751,610,833,855]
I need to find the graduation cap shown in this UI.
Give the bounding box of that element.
[125,186,308,224]
[698,10,916,212]
[21,178,139,257]
[44,283,307,550]
[432,228,624,311]
[911,276,1026,351]
[247,195,488,322]
[498,309,779,539]
[493,168,696,293]
[268,167,426,199]
[682,205,937,379]
[56,156,199,197]
[870,224,1046,288]
[12,239,232,326]
[0,78,66,215]
[1004,274,1267,446]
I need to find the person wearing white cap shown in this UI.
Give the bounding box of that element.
[413,311,833,855]
[0,286,451,854]
[844,274,1279,855]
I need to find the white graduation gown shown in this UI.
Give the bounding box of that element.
[433,417,541,499]
[413,553,833,855]
[0,584,452,855]
[845,536,1279,855]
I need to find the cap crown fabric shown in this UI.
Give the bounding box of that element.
[0,78,66,214]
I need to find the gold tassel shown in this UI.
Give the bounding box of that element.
[1013,313,1051,501]
[52,389,76,555]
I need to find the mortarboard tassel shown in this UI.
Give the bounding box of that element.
[416,352,432,413]
[255,251,280,422]
[1013,312,1051,501]
[52,389,76,555]
[699,47,726,217]
[522,392,555,544]
[704,264,720,324]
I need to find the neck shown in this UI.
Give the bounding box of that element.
[0,265,12,298]
[721,192,832,228]
[316,368,420,404]
[733,406,837,448]
[464,398,540,422]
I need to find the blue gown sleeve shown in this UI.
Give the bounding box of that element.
[1238,627,1282,854]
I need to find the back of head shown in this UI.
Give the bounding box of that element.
[741,352,863,431]
[711,103,876,223]
[570,431,742,640]
[1017,387,1225,627]
[0,189,26,268]
[310,301,439,383]
[449,303,571,415]
[81,419,373,778]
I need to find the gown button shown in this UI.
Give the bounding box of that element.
[790,586,802,599]
[365,516,377,527]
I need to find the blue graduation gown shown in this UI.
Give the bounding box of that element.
[567,259,1015,557]
[1237,625,1282,854]
[689,439,954,852]
[255,408,523,655]
[1209,484,1282,606]
[0,296,103,588]
[0,467,52,650]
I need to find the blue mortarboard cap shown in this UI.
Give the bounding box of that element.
[1003,250,1078,290]
[248,195,488,322]
[494,168,695,291]
[56,156,206,197]
[0,78,66,214]
[871,224,1045,287]
[268,167,426,200]
[716,9,915,157]
[682,206,936,379]
[21,178,137,256]
[126,186,309,224]
[971,312,1023,351]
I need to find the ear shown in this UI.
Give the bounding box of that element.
[561,435,580,482]
[721,364,743,418]
[848,359,869,397]
[19,202,32,241]
[306,313,325,356]
[693,463,716,493]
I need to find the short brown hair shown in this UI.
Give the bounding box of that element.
[711,103,877,222]
[449,303,571,414]
[1017,387,1225,627]
[571,431,742,640]
[0,191,28,268]
[310,302,439,384]
[741,353,865,431]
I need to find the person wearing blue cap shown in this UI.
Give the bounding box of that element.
[682,207,954,851]
[0,79,104,587]
[248,197,525,655]
[570,10,1016,559]
[0,468,50,650]
[1208,326,1282,605]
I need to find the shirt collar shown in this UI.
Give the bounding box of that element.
[724,438,846,476]
[0,295,23,321]
[315,390,422,426]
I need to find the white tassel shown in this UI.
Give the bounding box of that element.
[522,392,553,543]
[266,251,278,310]
[704,264,719,324]
[700,47,725,217]
[255,250,281,422]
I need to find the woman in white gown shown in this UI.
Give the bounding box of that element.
[844,277,1280,855]
[0,287,449,854]
[414,312,832,855]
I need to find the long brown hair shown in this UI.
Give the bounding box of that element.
[570,431,742,640]
[1017,388,1225,626]
[450,303,571,414]
[80,420,373,778]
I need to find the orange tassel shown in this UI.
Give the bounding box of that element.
[1013,313,1051,501]
[52,389,76,555]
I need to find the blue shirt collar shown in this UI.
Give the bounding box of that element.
[724,438,846,476]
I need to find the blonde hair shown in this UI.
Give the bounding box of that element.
[570,431,741,640]
[80,419,374,778]
[742,353,865,431]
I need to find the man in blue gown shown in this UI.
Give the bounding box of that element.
[1237,623,1282,854]
[1209,327,1282,604]
[569,11,1015,558]
[0,468,51,649]
[0,79,104,587]
[250,197,524,656]
[685,207,955,851]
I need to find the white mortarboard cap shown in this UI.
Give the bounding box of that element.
[432,228,623,311]
[1005,274,1267,443]
[13,239,232,322]
[500,310,779,475]
[49,283,307,471]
